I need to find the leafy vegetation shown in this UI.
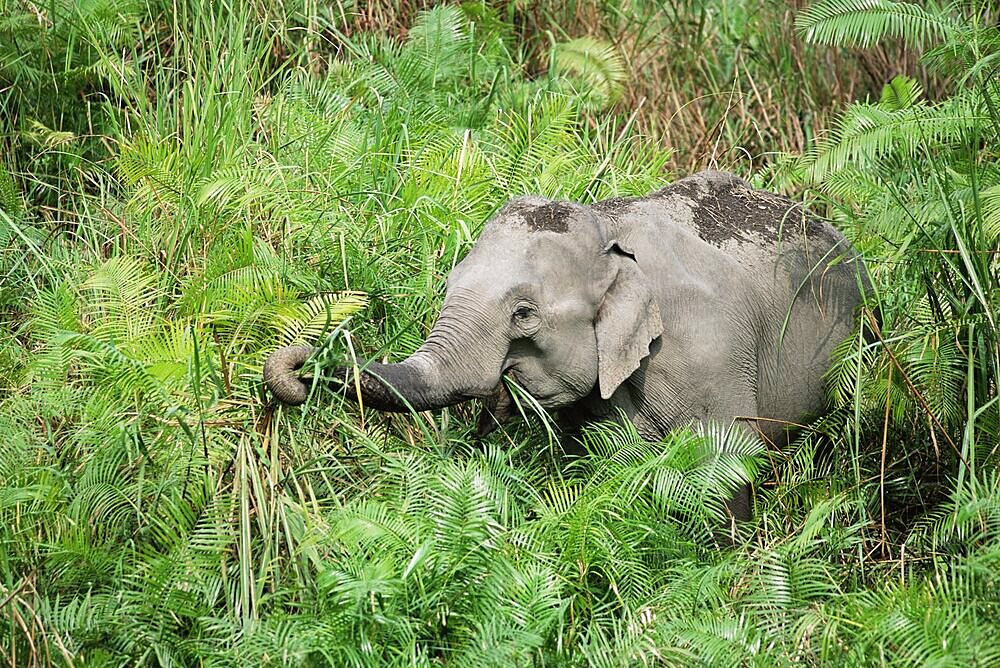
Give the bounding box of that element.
[2,0,1000,665]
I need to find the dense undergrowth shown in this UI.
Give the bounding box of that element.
[2,0,999,665]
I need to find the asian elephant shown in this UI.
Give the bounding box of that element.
[264,171,869,521]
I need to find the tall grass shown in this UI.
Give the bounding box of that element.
[346,0,938,171]
[2,0,1000,665]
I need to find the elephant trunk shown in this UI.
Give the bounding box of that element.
[263,345,317,406]
[264,301,506,412]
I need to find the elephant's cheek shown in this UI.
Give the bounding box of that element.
[517,372,591,409]
[554,351,600,403]
[507,368,554,406]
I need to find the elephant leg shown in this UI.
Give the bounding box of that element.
[691,415,758,545]
[725,482,753,522]
[725,421,759,530]
[714,482,752,547]
[701,405,760,534]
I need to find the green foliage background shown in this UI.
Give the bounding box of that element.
[2,0,999,665]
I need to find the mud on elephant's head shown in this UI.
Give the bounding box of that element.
[263,196,663,428]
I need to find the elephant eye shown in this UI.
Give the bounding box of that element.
[511,304,539,333]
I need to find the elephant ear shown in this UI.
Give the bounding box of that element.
[595,242,664,400]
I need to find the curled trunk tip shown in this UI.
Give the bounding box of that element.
[263,345,316,405]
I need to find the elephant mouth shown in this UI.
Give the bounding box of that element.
[501,367,564,408]
[476,374,516,437]
[475,368,569,437]
[502,366,531,398]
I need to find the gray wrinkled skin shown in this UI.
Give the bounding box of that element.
[264,171,869,522]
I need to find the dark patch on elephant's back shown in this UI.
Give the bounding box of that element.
[503,200,575,233]
[655,173,827,246]
[591,196,630,217]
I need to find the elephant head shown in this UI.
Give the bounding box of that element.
[263,197,664,429]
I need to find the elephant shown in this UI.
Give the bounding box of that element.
[264,170,869,522]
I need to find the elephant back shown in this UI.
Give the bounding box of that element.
[649,170,838,252]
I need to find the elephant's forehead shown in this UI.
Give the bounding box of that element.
[472,224,599,266]
[487,196,603,238]
[493,197,575,233]
[451,224,604,292]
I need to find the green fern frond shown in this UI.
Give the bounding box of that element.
[487,95,585,195]
[181,259,288,319]
[0,162,22,218]
[116,134,186,213]
[82,256,161,343]
[30,283,82,340]
[55,331,172,405]
[797,0,959,49]
[803,91,984,182]
[551,37,627,108]
[403,5,472,89]
[879,74,923,110]
[899,328,964,426]
[25,119,77,149]
[275,292,368,347]
[669,614,759,666]
[980,183,1000,243]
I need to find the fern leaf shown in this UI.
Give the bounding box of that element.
[797,0,959,49]
[551,37,627,108]
[879,75,923,110]
[0,162,22,218]
[275,292,368,347]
